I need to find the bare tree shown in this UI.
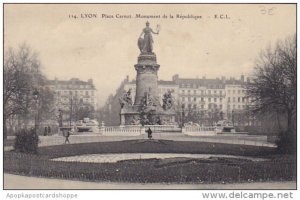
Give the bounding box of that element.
[246,35,296,152]
[3,44,53,138]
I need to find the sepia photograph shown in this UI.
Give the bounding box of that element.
[2,3,297,191]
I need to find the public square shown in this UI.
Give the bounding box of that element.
[3,4,296,191]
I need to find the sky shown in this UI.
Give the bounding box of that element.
[4,4,296,106]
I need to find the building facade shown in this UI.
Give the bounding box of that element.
[123,74,252,125]
[47,78,97,122]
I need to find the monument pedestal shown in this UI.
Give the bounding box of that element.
[119,23,176,126]
[120,52,176,126]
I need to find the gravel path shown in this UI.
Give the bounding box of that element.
[52,153,269,163]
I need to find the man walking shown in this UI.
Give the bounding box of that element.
[64,130,71,144]
[146,127,152,139]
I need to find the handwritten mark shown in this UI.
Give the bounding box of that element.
[259,6,277,15]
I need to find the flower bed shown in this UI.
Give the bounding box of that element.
[4,140,296,184]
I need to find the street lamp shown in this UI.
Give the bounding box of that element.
[58,109,63,127]
[232,110,235,126]
[32,89,39,132]
[181,104,185,128]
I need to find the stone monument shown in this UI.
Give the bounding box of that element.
[120,22,176,125]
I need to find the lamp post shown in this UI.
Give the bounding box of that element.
[32,89,39,133]
[181,104,185,128]
[232,110,235,126]
[58,109,63,127]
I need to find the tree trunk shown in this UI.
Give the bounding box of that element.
[287,110,292,133]
[3,115,7,140]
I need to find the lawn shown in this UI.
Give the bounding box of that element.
[4,140,296,184]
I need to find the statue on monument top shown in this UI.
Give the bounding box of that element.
[138,21,160,54]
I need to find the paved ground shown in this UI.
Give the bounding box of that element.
[4,174,296,189]
[4,132,275,152]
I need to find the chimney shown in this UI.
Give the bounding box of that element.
[241,75,245,82]
[172,74,179,81]
[88,78,93,84]
[221,76,226,83]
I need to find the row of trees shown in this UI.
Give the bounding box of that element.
[59,95,96,125]
[246,34,296,153]
[4,44,56,139]
[4,44,98,138]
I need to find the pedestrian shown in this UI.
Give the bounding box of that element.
[44,126,48,136]
[47,126,51,135]
[64,130,71,144]
[146,127,152,139]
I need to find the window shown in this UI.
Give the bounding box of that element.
[228,97,230,102]
[188,104,191,109]
[233,97,236,102]
[220,98,223,102]
[208,98,211,102]
[188,90,190,93]
[238,90,241,94]
[201,105,204,109]
[193,104,197,109]
[182,97,185,101]
[219,90,222,95]
[214,98,217,102]
[194,97,197,101]
[208,104,211,109]
[188,97,191,102]
[182,90,185,93]
[238,97,240,102]
[208,90,211,94]
[201,97,204,102]
[214,90,217,94]
[85,91,89,96]
[194,90,197,94]
[219,105,222,109]
[233,90,236,94]
[228,90,230,94]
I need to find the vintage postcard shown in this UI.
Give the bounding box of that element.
[3,3,296,193]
